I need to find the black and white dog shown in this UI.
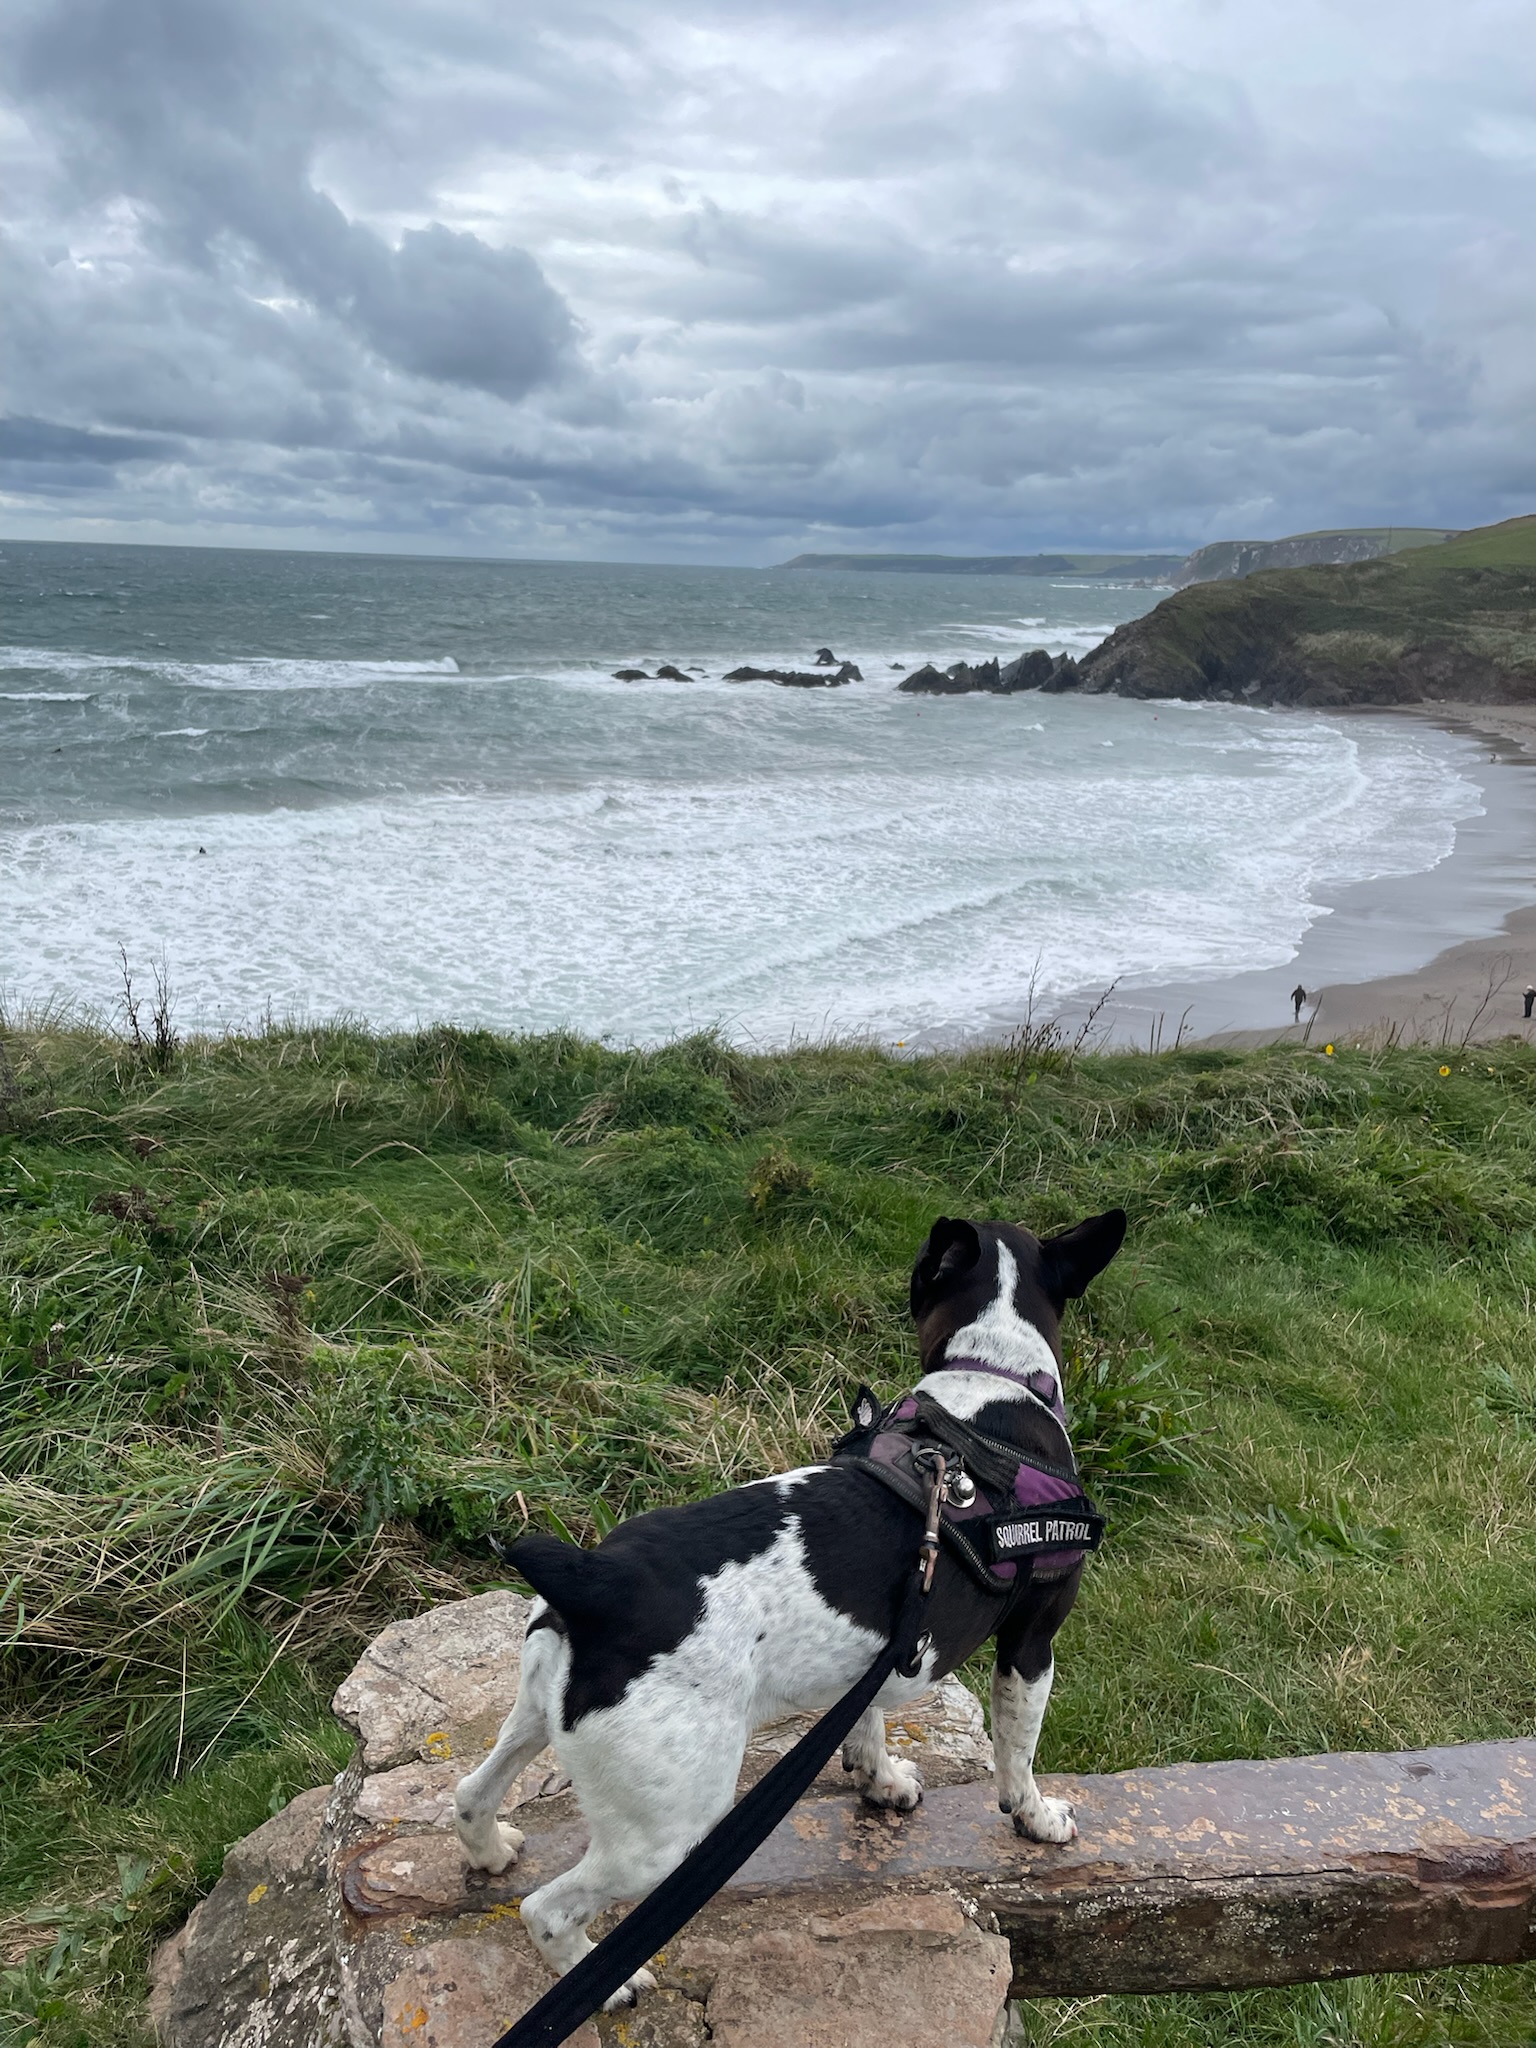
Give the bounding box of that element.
[455,1207,1125,2005]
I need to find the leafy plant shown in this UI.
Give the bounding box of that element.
[1239,1500,1402,1567]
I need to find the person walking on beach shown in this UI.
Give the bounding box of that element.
[1524,985,1535,1020]
[1292,983,1307,1024]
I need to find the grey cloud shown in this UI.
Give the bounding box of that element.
[0,0,1532,557]
[353,225,574,398]
[7,0,574,403]
[0,416,180,463]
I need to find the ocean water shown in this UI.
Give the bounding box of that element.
[0,540,1488,1044]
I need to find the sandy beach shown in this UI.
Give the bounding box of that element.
[1287,706,1536,1047]
[1290,706,1536,1047]
[1035,702,1536,1051]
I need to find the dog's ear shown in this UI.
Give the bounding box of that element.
[910,1216,983,1317]
[1038,1208,1127,1304]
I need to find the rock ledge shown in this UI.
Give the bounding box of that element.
[152,1592,1007,2048]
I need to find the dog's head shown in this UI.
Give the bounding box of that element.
[908,1210,1126,1370]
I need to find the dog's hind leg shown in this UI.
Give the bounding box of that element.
[520,1705,745,2009]
[454,1615,566,1874]
[517,1846,664,2010]
[840,1702,922,1810]
[992,1573,1082,1844]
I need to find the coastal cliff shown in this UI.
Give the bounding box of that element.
[1168,526,1457,587]
[1067,517,1536,708]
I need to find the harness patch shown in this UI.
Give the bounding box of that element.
[988,1500,1104,1562]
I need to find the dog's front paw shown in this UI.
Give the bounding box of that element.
[851,1754,924,1812]
[1010,1794,1077,1845]
[455,1816,525,1874]
[602,1966,657,2012]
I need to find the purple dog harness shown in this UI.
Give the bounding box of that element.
[829,1356,1104,1595]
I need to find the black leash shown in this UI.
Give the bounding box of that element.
[489,1464,944,2048]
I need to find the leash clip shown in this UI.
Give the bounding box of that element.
[918,1450,946,1593]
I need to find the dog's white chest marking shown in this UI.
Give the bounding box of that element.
[926,1240,1061,1418]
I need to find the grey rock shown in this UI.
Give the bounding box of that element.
[1038,654,1081,693]
[379,1935,599,2048]
[999,649,1056,691]
[655,665,690,681]
[895,663,953,694]
[671,1893,1011,2048]
[899,658,1015,695]
[746,1674,991,1793]
[149,1786,340,2048]
[611,669,649,680]
[722,666,853,688]
[595,1987,710,2046]
[332,1589,533,1770]
[944,658,1001,690]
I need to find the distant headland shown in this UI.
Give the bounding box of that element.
[780,525,1462,590]
[778,550,1185,580]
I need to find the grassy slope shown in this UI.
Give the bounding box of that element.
[1286,530,1455,547]
[1078,515,1536,705]
[5,1020,1536,2046]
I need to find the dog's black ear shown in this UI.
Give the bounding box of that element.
[910,1216,983,1316]
[1038,1208,1127,1304]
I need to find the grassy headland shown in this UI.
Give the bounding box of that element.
[5,1016,1536,2045]
[1074,514,1536,706]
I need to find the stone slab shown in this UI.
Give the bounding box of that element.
[379,1934,599,2048]
[331,1726,1536,1998]
[732,1738,1536,1995]
[662,1892,1012,2048]
[332,1590,537,1770]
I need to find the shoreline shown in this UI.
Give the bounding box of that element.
[1030,702,1536,1051]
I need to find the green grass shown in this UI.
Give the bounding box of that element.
[5,1017,1536,2045]
[1403,515,1536,572]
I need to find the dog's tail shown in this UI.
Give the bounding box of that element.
[499,1532,643,1629]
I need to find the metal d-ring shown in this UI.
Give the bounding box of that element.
[943,1464,977,1509]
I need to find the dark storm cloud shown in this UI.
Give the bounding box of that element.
[0,417,180,464]
[0,0,1533,557]
[7,0,574,401]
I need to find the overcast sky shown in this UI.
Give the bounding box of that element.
[2,0,1534,562]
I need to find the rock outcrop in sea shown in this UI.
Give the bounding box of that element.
[724,661,862,686]
[898,651,1079,695]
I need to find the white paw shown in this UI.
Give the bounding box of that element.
[456,1817,525,1874]
[602,1966,657,2012]
[1011,1794,1077,1845]
[851,1755,924,1812]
